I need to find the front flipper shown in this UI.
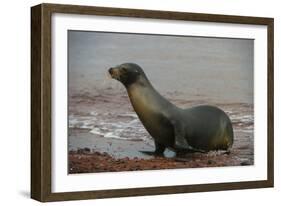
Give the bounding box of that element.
[171,119,192,150]
[175,148,206,158]
[139,141,165,157]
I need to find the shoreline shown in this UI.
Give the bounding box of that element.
[68,147,249,174]
[68,128,253,174]
[68,90,254,174]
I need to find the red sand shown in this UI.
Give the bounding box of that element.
[68,149,248,174]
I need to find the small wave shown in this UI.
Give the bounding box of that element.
[68,117,95,129]
[69,111,150,142]
[226,109,254,133]
[89,127,104,136]
[117,113,138,119]
[70,107,254,142]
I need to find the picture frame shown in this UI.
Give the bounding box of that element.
[31,3,274,202]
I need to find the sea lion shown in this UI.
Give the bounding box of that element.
[108,63,233,156]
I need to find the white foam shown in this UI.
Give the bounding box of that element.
[117,113,138,118]
[69,111,150,142]
[89,127,104,136]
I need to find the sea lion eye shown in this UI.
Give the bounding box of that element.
[120,67,127,72]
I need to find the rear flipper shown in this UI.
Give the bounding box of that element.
[139,141,165,157]
[171,119,206,153]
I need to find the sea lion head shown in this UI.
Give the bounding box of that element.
[108,63,146,87]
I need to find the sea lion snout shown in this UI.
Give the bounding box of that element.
[108,66,121,80]
[108,67,114,75]
[108,67,117,76]
[109,63,145,87]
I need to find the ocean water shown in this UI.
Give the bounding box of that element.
[68,103,254,145]
[68,31,254,145]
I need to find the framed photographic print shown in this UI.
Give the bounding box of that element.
[31,3,274,202]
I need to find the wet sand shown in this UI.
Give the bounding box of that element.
[69,127,253,174]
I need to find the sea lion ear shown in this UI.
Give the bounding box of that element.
[134,70,140,74]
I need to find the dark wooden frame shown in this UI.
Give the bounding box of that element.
[31,3,274,202]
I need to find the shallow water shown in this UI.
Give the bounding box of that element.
[68,89,253,146]
[69,108,254,143]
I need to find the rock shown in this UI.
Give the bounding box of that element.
[240,160,252,166]
[83,147,91,153]
[207,160,216,164]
